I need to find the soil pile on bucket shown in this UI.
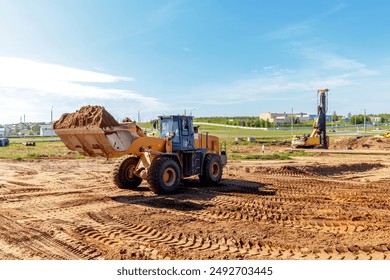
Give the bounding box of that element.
[54,105,119,129]
[330,136,390,150]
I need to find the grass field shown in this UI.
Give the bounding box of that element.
[0,141,310,161]
[0,124,380,160]
[0,140,83,160]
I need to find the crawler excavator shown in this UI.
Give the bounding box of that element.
[291,89,330,149]
[55,111,227,194]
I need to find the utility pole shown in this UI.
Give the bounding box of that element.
[364,108,366,134]
[137,107,144,123]
[291,107,294,135]
[355,115,357,132]
[51,106,54,138]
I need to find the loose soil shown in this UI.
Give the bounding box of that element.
[330,136,390,150]
[231,136,390,155]
[53,105,119,129]
[1,149,389,260]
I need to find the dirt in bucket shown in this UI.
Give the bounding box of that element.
[53,105,120,129]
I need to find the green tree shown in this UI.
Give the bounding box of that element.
[350,114,371,125]
[332,111,339,122]
[32,123,41,135]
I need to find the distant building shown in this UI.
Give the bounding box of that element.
[260,112,310,124]
[260,112,289,124]
[40,124,57,136]
[0,128,4,137]
[295,113,310,123]
[309,114,332,122]
[3,125,11,136]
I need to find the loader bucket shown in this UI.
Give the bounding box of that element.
[55,124,139,158]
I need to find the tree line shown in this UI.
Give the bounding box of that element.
[195,113,390,128]
[194,117,272,128]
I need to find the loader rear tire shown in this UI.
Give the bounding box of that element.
[113,155,142,189]
[199,154,222,186]
[147,157,181,194]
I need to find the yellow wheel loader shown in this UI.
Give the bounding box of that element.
[55,111,227,194]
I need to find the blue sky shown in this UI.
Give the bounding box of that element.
[1,0,389,123]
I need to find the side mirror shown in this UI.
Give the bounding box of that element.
[152,120,159,130]
[166,131,175,140]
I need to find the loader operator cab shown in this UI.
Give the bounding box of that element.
[159,115,195,152]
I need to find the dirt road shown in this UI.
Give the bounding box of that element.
[0,154,389,260]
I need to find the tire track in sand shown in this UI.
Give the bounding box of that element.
[73,211,390,260]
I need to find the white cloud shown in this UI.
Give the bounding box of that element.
[323,3,347,16]
[264,21,314,40]
[0,56,167,123]
[185,48,382,116]
[192,73,353,106]
[0,56,133,84]
[263,65,279,70]
[299,49,365,70]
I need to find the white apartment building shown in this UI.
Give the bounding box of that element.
[260,112,310,124]
[40,124,57,136]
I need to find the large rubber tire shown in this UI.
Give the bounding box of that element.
[199,154,223,186]
[147,157,181,194]
[112,155,142,189]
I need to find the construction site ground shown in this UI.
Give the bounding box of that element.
[0,141,390,260]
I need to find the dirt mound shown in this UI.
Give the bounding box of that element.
[330,136,390,150]
[54,105,119,129]
[239,162,385,177]
[299,163,384,176]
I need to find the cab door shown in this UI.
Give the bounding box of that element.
[180,117,194,151]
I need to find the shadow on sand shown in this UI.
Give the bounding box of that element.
[111,178,276,212]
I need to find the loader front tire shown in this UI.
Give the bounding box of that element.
[199,154,223,186]
[113,155,142,189]
[147,157,181,194]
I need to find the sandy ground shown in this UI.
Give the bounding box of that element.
[0,147,389,260]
